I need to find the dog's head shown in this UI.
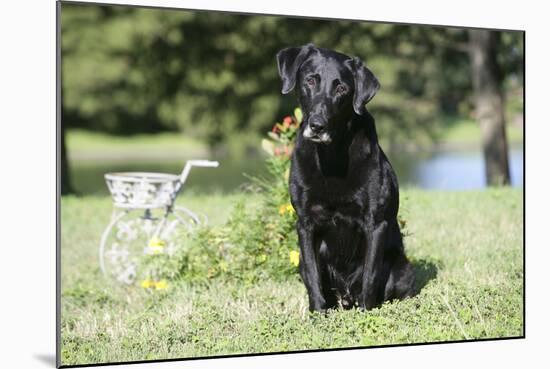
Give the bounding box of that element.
[277,44,380,144]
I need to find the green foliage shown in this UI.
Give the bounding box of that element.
[61,3,523,150]
[182,199,298,284]
[152,109,304,284]
[116,109,303,286]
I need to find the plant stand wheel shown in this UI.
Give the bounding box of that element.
[98,206,203,284]
[99,160,219,284]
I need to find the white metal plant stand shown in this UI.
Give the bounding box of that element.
[99,160,219,284]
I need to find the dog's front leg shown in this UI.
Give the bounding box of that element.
[297,221,326,312]
[359,220,388,310]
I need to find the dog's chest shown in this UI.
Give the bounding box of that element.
[307,196,365,228]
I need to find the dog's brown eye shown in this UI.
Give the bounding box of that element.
[335,84,347,94]
[306,77,316,87]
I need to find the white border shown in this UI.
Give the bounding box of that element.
[1,1,547,368]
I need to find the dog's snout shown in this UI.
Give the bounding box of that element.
[309,120,326,133]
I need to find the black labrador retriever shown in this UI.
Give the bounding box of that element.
[276,44,415,312]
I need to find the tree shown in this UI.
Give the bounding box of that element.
[468,30,511,186]
[59,4,449,149]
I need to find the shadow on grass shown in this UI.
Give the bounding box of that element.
[412,259,439,293]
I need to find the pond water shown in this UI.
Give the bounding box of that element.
[69,146,523,196]
[390,146,524,190]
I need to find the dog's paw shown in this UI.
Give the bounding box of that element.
[308,297,327,312]
[308,306,327,314]
[357,295,379,311]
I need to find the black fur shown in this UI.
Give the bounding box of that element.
[276,44,415,312]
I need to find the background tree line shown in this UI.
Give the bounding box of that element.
[60,3,523,192]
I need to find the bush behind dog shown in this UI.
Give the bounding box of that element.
[140,110,303,285]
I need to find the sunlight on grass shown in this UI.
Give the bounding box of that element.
[66,129,208,157]
[438,117,523,145]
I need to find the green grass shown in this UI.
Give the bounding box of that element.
[437,117,523,146]
[66,129,208,160]
[60,189,523,366]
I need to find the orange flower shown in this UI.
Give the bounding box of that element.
[283,116,293,127]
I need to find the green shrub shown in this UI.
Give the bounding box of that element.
[139,109,304,287]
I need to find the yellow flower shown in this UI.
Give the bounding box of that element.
[286,204,295,214]
[289,250,300,267]
[141,279,154,288]
[146,237,165,255]
[155,280,168,290]
[149,236,165,247]
[141,279,168,290]
[279,203,295,215]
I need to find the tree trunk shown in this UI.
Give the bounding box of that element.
[60,121,73,195]
[468,30,510,186]
[58,2,73,196]
[59,49,73,194]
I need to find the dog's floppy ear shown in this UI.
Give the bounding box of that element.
[345,57,380,115]
[276,43,314,94]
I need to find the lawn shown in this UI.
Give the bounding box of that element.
[60,188,523,366]
[436,117,523,147]
[66,129,208,161]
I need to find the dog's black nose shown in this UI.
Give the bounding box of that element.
[309,120,325,133]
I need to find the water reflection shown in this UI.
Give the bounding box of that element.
[389,147,523,190]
